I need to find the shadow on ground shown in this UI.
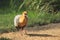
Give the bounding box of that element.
[26,33,57,37]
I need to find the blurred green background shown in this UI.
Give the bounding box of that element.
[0,0,60,33]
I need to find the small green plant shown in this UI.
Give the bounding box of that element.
[0,37,11,40]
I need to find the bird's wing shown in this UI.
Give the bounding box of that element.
[14,15,21,26]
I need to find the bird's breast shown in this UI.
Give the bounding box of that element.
[18,16,28,27]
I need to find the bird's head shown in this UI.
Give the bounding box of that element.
[22,11,28,16]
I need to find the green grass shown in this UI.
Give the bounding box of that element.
[28,11,60,26]
[0,10,60,33]
[0,37,11,40]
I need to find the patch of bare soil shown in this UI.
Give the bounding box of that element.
[0,23,60,40]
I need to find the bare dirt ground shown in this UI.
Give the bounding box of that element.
[0,23,60,40]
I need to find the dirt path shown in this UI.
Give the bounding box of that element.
[0,23,60,40]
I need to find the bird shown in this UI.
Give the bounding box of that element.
[14,11,28,34]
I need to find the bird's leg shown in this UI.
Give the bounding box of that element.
[23,29,27,34]
[22,27,27,34]
[19,28,24,35]
[16,26,20,31]
[20,27,27,35]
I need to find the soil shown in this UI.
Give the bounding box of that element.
[0,23,60,40]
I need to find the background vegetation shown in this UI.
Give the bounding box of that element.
[0,37,11,40]
[0,0,60,33]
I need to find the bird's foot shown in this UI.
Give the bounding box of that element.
[22,30,27,35]
[19,30,27,36]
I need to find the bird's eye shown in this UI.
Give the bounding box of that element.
[25,14,27,15]
[24,13,27,15]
